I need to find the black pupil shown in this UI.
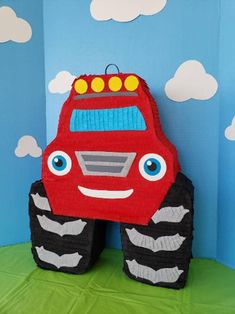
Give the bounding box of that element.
[148,161,157,171]
[54,158,63,167]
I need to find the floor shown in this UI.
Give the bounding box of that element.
[0,243,235,314]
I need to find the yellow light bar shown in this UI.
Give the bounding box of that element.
[74,75,139,95]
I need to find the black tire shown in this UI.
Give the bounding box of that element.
[120,173,194,289]
[29,180,106,274]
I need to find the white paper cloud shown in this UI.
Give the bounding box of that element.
[165,60,218,102]
[48,71,76,94]
[15,135,42,158]
[0,6,32,43]
[90,0,167,22]
[225,117,235,141]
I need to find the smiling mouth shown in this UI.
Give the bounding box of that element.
[78,186,133,199]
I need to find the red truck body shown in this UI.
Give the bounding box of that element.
[42,73,180,225]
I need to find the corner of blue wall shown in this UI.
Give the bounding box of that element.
[0,0,46,246]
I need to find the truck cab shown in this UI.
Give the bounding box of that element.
[42,73,180,225]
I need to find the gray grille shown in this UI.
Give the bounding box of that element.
[76,151,136,177]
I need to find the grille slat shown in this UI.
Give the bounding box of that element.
[85,165,124,173]
[76,151,136,177]
[82,155,128,163]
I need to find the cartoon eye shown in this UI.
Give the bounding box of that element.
[139,153,167,181]
[48,151,72,176]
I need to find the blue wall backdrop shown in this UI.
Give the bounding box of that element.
[217,1,235,268]
[43,0,220,259]
[1,0,235,268]
[0,0,46,245]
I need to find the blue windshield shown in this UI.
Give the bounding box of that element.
[70,106,146,132]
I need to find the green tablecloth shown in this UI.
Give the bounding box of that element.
[0,243,234,314]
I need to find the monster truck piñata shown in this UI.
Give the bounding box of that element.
[29,69,194,289]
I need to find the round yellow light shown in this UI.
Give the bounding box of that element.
[74,79,88,94]
[108,76,122,92]
[124,75,139,91]
[91,77,105,93]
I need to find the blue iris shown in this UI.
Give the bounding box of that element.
[143,158,161,176]
[52,155,67,171]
